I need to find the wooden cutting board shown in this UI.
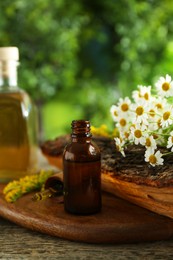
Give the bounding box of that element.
[1,184,173,244]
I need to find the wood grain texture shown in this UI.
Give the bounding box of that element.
[1,184,173,244]
[1,218,173,259]
[102,174,173,219]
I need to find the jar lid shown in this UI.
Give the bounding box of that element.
[0,47,19,61]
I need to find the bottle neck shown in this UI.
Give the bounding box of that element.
[71,135,91,143]
[71,120,92,142]
[0,60,18,91]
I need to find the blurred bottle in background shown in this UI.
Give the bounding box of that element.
[0,47,38,183]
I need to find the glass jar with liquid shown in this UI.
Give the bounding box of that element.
[63,120,102,215]
[0,47,38,183]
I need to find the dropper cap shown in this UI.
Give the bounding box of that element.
[0,47,19,61]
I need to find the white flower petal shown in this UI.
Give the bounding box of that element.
[166,74,171,83]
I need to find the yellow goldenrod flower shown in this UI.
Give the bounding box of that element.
[5,189,22,203]
[91,124,110,137]
[91,125,119,139]
[3,169,55,203]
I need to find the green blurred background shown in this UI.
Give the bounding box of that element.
[1,0,173,140]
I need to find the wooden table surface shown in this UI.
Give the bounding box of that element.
[1,217,173,259]
[1,153,173,259]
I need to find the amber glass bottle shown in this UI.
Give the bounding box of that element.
[0,47,38,183]
[63,120,102,215]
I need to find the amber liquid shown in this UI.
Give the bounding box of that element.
[0,91,38,182]
[63,160,102,215]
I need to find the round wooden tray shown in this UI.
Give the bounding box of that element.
[1,184,173,244]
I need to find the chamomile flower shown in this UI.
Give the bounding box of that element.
[116,112,130,131]
[114,137,125,157]
[140,85,152,101]
[117,97,132,113]
[111,74,173,167]
[116,117,128,129]
[119,129,130,141]
[147,103,160,131]
[148,105,157,120]
[144,149,164,167]
[141,135,157,151]
[153,96,167,111]
[155,74,173,98]
[131,100,149,125]
[132,85,152,102]
[167,131,173,151]
[110,105,119,122]
[129,124,147,145]
[160,107,173,128]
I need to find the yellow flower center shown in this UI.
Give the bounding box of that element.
[114,110,118,116]
[157,119,161,128]
[134,129,142,138]
[144,93,149,100]
[155,103,162,109]
[131,124,135,128]
[163,111,170,121]
[116,145,120,151]
[124,131,129,138]
[162,82,170,91]
[121,103,129,112]
[149,154,157,164]
[120,118,126,127]
[145,138,151,147]
[149,109,155,117]
[136,106,144,116]
[153,133,158,139]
